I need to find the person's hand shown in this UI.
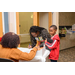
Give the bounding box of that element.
[34,45,40,50]
[28,45,32,49]
[37,46,41,50]
[45,38,47,42]
[36,46,43,50]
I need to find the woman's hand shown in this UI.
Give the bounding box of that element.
[28,45,32,49]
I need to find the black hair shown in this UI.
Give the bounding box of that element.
[50,25,57,30]
[29,26,44,34]
[29,26,44,40]
[1,32,20,48]
[29,26,45,46]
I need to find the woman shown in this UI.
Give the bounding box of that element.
[0,32,38,62]
[28,26,53,48]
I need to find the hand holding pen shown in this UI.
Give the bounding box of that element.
[28,44,32,49]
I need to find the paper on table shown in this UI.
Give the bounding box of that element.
[18,47,46,56]
[18,47,32,53]
[18,47,50,62]
[18,47,45,62]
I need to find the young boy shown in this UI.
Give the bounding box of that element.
[45,25,60,62]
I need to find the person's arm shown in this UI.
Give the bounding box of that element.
[10,47,38,61]
[45,40,58,49]
[45,45,51,51]
[31,38,37,48]
[20,47,38,61]
[39,42,44,47]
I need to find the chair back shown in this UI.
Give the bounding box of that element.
[0,58,14,62]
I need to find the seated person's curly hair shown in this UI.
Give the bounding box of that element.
[1,32,20,48]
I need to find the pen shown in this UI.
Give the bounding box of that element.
[29,44,30,46]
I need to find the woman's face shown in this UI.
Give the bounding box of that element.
[31,32,39,37]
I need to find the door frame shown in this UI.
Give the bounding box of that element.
[48,12,52,31]
[0,12,3,37]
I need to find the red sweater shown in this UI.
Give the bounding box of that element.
[45,34,60,60]
[0,37,2,42]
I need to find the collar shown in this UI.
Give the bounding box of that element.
[51,34,57,39]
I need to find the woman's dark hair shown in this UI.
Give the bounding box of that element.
[29,26,44,34]
[1,32,20,48]
[29,26,45,46]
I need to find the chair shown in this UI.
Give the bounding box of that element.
[0,58,14,62]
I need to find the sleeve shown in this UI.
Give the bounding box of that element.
[10,47,38,61]
[19,47,38,61]
[39,42,44,47]
[31,40,36,48]
[45,45,52,51]
[45,40,58,49]
[30,36,37,48]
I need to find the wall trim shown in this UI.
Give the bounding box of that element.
[0,12,3,37]
[48,12,52,31]
[2,12,5,34]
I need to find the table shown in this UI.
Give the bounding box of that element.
[18,47,50,62]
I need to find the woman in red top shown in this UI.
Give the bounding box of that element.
[45,25,60,62]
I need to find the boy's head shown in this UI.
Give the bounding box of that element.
[49,25,57,36]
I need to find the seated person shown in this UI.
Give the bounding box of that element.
[0,32,38,62]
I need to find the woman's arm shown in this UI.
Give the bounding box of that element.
[31,40,37,48]
[19,47,38,61]
[10,47,38,61]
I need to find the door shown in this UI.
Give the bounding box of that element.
[19,12,33,47]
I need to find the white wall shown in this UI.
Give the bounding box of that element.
[52,12,56,25]
[8,12,17,34]
[52,12,59,34]
[39,12,48,31]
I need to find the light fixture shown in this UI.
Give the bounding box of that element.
[31,15,33,18]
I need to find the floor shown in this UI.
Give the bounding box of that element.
[58,47,75,62]
[46,47,75,62]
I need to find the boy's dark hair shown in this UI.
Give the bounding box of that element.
[1,32,20,48]
[50,25,57,30]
